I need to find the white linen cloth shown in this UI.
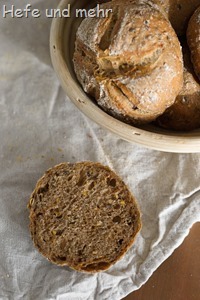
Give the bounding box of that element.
[0,1,200,299]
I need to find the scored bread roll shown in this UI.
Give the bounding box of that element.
[156,41,200,131]
[187,6,200,81]
[73,0,183,125]
[28,162,141,273]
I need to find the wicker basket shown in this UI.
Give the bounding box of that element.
[50,0,200,153]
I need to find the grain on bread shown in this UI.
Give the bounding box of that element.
[28,162,141,273]
[156,41,200,131]
[187,6,200,81]
[73,0,183,125]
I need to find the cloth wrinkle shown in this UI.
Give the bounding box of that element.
[48,85,62,118]
[81,115,115,170]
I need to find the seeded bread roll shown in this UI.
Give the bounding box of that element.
[73,0,183,125]
[187,6,200,81]
[156,42,200,131]
[28,162,141,273]
[156,0,200,36]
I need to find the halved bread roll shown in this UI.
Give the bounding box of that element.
[28,162,141,273]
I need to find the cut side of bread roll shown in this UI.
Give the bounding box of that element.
[28,162,141,273]
[73,0,183,125]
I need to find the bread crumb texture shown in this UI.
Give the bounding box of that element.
[28,162,141,273]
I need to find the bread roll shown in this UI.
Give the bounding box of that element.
[28,162,141,273]
[187,6,200,81]
[156,41,200,131]
[73,0,183,125]
[156,0,200,36]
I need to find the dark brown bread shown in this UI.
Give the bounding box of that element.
[28,162,141,273]
[73,0,183,125]
[156,0,200,36]
[156,41,200,131]
[187,6,200,81]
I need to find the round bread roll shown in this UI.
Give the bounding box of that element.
[156,0,200,36]
[187,6,200,81]
[28,162,141,273]
[156,41,200,131]
[73,0,183,125]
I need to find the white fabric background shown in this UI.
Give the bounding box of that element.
[0,1,200,299]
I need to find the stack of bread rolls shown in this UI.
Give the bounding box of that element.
[73,0,200,131]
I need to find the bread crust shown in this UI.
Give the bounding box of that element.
[156,41,200,131]
[187,6,200,81]
[155,0,200,36]
[28,162,141,273]
[73,0,183,125]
